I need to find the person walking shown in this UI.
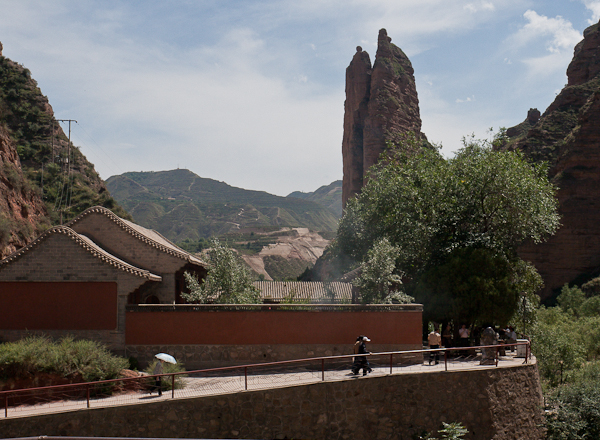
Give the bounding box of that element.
[428,326,442,365]
[351,335,372,376]
[153,359,165,396]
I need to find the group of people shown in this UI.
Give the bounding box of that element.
[350,324,518,374]
[428,323,519,363]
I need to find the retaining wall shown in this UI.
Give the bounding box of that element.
[0,363,545,440]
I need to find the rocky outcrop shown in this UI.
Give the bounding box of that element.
[500,20,600,301]
[0,125,48,258]
[342,29,424,207]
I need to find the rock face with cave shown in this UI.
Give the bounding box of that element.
[342,29,425,207]
[498,20,600,301]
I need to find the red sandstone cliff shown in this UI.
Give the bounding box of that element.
[0,124,48,257]
[342,29,425,207]
[501,20,600,301]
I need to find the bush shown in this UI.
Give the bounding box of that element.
[0,335,128,382]
[545,381,600,440]
[144,360,186,391]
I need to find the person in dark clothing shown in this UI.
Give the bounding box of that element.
[351,335,372,376]
[152,359,164,396]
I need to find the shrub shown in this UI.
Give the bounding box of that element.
[144,360,186,391]
[0,335,128,382]
[545,381,600,440]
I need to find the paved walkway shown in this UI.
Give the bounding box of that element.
[1,351,533,420]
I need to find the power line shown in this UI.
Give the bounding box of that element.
[56,119,77,224]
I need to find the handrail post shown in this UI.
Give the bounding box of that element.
[244,367,248,390]
[321,358,325,381]
[390,353,393,374]
[172,374,175,398]
[86,384,90,408]
[444,350,448,372]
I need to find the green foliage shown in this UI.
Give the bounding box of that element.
[545,382,600,440]
[418,422,469,440]
[177,237,210,253]
[335,134,559,325]
[263,255,311,281]
[416,248,541,326]
[0,215,14,248]
[354,237,407,304]
[144,360,186,391]
[557,284,586,316]
[532,284,600,387]
[182,238,261,304]
[0,335,128,382]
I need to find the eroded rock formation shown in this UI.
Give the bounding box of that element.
[501,20,600,301]
[0,125,48,257]
[342,29,424,207]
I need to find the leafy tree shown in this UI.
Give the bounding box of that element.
[545,382,600,440]
[354,237,413,304]
[557,284,586,316]
[182,238,260,304]
[335,135,559,324]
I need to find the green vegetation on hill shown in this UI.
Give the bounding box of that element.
[0,54,130,225]
[530,284,600,438]
[106,169,339,243]
[287,180,342,217]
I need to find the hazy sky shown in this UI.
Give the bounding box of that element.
[1,1,598,196]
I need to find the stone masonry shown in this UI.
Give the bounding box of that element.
[0,363,545,440]
[125,343,422,370]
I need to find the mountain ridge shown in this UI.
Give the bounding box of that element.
[106,169,339,244]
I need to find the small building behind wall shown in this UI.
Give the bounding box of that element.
[0,206,208,353]
[66,206,208,304]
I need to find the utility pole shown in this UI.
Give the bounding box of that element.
[56,119,77,223]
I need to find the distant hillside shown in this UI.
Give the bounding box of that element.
[106,169,339,243]
[287,180,342,218]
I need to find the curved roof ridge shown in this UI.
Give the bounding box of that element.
[0,225,162,281]
[67,206,207,267]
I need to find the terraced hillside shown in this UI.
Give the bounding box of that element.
[106,169,339,244]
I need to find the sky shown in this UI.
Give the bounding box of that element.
[1,1,599,197]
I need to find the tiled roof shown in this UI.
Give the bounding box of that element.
[0,226,162,281]
[253,281,353,303]
[67,206,207,267]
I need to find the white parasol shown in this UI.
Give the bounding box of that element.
[155,353,177,364]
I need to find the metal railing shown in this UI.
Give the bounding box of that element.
[0,341,530,418]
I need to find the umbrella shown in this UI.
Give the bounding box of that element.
[155,353,177,364]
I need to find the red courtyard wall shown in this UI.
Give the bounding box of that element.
[0,282,118,330]
[126,309,421,345]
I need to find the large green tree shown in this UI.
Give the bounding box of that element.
[182,238,260,304]
[335,135,560,324]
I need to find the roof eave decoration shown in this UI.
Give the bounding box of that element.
[66,206,207,267]
[0,226,162,281]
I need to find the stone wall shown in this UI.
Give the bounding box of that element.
[0,364,545,440]
[125,343,422,370]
